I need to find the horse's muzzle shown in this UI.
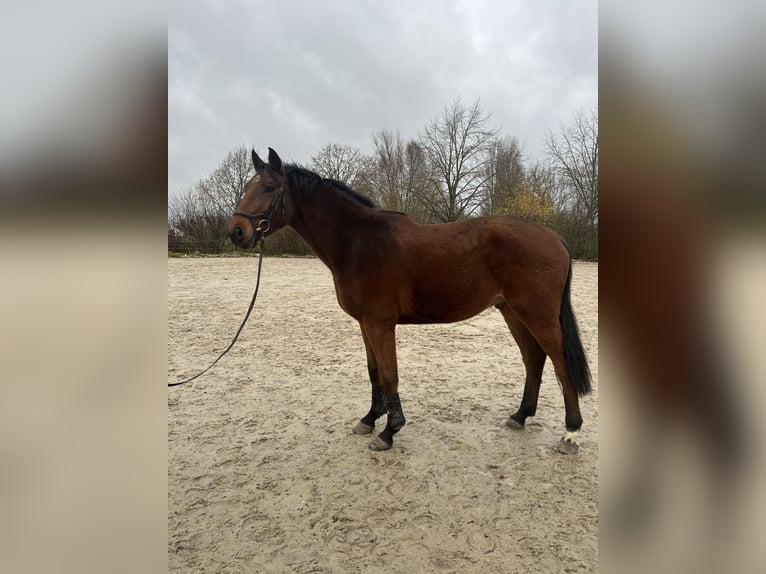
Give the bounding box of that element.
[228,221,255,249]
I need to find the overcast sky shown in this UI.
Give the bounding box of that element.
[169,0,597,199]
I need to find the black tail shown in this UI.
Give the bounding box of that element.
[559,260,592,396]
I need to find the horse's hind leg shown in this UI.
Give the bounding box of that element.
[352,326,388,435]
[505,294,588,453]
[551,361,584,454]
[497,304,547,429]
[521,315,585,453]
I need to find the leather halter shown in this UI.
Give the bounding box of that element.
[232,183,286,236]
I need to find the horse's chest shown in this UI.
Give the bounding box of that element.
[334,290,357,317]
[332,277,387,320]
[332,279,364,318]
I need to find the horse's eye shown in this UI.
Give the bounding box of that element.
[265,185,276,193]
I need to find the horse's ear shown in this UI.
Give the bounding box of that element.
[267,147,284,175]
[252,149,266,173]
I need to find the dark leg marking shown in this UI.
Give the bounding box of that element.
[353,385,387,435]
[368,393,406,451]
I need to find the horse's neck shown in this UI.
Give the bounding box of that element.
[289,186,375,270]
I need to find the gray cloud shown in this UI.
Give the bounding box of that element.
[169,0,597,197]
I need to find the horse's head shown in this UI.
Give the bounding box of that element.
[229,147,287,249]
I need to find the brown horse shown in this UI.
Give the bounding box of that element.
[229,148,592,453]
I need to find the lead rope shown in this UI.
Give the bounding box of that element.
[168,237,266,388]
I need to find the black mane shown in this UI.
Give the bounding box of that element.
[283,164,376,209]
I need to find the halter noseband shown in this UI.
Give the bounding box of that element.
[232,183,286,236]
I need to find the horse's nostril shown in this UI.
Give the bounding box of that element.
[230,225,246,245]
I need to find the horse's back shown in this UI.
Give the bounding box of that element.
[383,215,569,323]
[395,215,568,270]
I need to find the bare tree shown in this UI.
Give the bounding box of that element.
[168,145,253,254]
[417,98,500,222]
[199,145,253,215]
[364,130,434,220]
[368,130,407,210]
[310,143,368,189]
[546,109,598,224]
[403,140,439,222]
[484,136,525,216]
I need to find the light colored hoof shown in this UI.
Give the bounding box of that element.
[556,437,580,455]
[367,436,392,451]
[352,421,374,435]
[506,417,524,430]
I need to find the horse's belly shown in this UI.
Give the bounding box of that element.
[399,285,499,324]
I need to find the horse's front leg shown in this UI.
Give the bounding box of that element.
[370,391,405,451]
[352,326,387,435]
[360,322,406,451]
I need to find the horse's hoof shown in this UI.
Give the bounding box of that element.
[556,437,580,455]
[367,436,392,451]
[506,417,524,430]
[352,421,374,435]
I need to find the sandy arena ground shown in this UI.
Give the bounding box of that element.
[168,257,598,573]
